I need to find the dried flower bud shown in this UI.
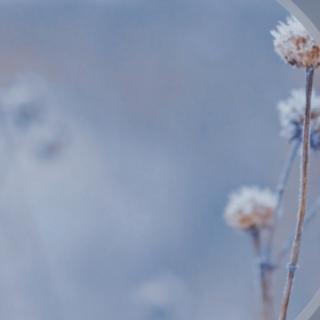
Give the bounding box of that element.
[271,16,320,68]
[278,89,320,150]
[224,187,276,231]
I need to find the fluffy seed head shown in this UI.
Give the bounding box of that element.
[224,187,276,231]
[271,16,320,68]
[278,89,320,149]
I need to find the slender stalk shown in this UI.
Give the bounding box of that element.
[278,67,314,320]
[260,265,274,320]
[250,228,274,320]
[254,127,300,320]
[250,227,261,257]
[266,138,300,260]
[276,197,320,266]
[275,140,301,220]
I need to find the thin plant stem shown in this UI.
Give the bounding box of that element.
[250,227,261,257]
[276,197,320,265]
[255,137,300,320]
[278,67,314,320]
[250,228,274,320]
[260,265,274,320]
[266,138,300,260]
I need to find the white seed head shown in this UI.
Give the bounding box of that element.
[271,16,320,68]
[278,89,320,149]
[224,187,276,231]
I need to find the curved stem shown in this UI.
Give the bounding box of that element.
[275,140,301,220]
[278,67,314,320]
[276,197,320,266]
[266,139,300,260]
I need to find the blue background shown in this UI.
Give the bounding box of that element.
[0,1,319,319]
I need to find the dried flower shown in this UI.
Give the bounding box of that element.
[271,16,320,68]
[224,187,276,231]
[278,89,320,149]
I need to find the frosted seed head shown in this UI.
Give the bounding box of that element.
[224,187,276,231]
[271,16,320,68]
[278,88,320,150]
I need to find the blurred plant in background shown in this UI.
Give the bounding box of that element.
[224,187,276,320]
[0,74,70,319]
[278,89,320,150]
[134,274,191,320]
[0,74,67,162]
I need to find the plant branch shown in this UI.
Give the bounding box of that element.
[266,138,300,260]
[260,264,274,320]
[278,67,314,320]
[276,197,320,266]
[250,228,274,320]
